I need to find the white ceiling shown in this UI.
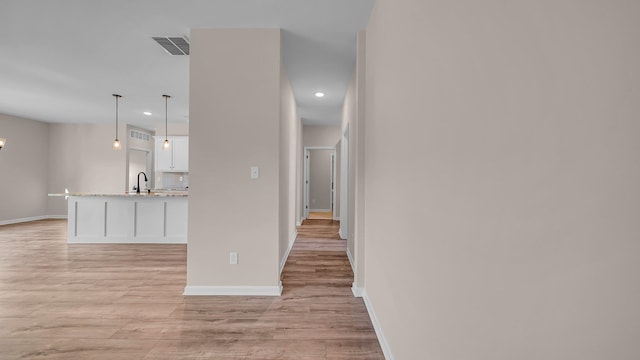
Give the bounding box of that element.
[0,0,375,129]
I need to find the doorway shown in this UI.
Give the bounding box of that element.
[303,146,336,220]
[127,148,152,192]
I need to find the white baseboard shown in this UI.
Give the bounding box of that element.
[333,216,340,221]
[0,215,67,226]
[362,289,395,360]
[183,282,283,296]
[280,230,297,274]
[339,229,345,239]
[296,220,302,227]
[351,285,364,297]
[346,247,355,272]
[309,208,331,212]
[68,236,186,244]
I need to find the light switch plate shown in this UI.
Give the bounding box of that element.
[250,166,259,179]
[230,252,238,265]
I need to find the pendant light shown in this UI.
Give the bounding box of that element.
[162,94,171,150]
[112,94,122,150]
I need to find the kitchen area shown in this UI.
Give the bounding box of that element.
[49,123,189,244]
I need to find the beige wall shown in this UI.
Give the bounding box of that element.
[0,115,138,220]
[334,140,341,220]
[341,71,356,262]
[0,114,50,222]
[279,59,300,268]
[302,125,340,147]
[341,30,367,290]
[154,123,189,137]
[364,1,640,359]
[47,123,127,215]
[188,28,281,288]
[295,116,304,224]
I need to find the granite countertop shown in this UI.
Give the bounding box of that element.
[48,191,188,197]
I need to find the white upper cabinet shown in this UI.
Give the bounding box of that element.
[155,136,189,172]
[171,136,189,172]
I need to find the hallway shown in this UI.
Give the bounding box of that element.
[0,219,383,359]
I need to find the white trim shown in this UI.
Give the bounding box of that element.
[309,208,332,212]
[303,146,336,220]
[346,247,355,272]
[296,220,302,227]
[183,282,283,296]
[351,285,364,298]
[0,215,68,226]
[68,236,186,244]
[339,124,349,245]
[280,230,297,274]
[363,289,395,360]
[333,216,340,221]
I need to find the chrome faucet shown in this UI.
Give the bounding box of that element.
[136,172,148,194]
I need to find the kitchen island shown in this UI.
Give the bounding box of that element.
[49,192,188,244]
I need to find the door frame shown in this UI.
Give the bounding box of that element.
[126,147,152,192]
[303,146,336,220]
[339,125,349,239]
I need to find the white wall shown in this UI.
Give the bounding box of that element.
[364,1,640,359]
[0,114,50,223]
[188,28,282,291]
[47,123,127,215]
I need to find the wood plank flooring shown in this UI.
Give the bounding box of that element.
[307,212,334,220]
[0,219,384,359]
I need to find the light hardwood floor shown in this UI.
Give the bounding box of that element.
[0,219,383,359]
[307,212,334,220]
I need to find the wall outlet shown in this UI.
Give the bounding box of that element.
[230,252,238,265]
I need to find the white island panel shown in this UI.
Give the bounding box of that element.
[166,200,188,237]
[75,199,105,239]
[66,194,187,244]
[106,201,135,238]
[136,199,165,239]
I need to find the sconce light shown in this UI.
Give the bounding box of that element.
[0,138,5,150]
[112,94,122,150]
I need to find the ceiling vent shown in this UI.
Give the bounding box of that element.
[153,36,190,55]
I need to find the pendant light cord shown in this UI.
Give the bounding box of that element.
[113,94,121,140]
[163,94,171,141]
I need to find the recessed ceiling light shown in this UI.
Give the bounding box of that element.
[315,92,325,98]
[143,111,152,116]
